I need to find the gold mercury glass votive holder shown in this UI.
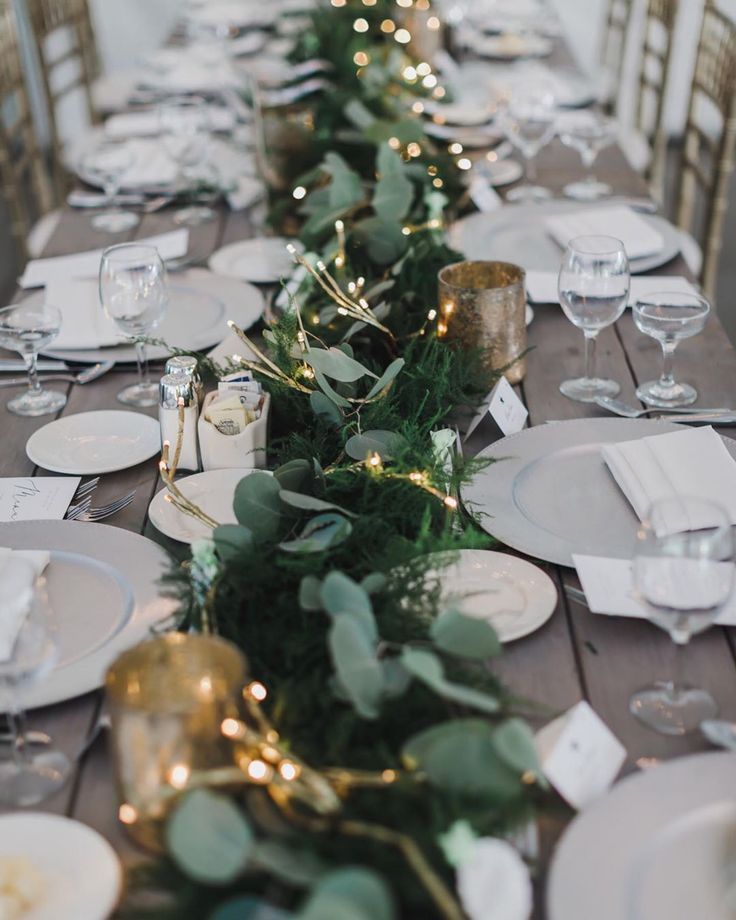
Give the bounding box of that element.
[437,261,528,384]
[106,632,249,852]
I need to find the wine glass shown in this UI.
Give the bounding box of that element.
[558,111,618,201]
[498,84,557,204]
[99,244,168,407]
[0,560,71,806]
[80,141,140,233]
[558,235,630,402]
[0,304,66,417]
[632,292,710,408]
[159,96,216,226]
[630,497,735,735]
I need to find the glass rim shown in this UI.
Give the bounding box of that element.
[100,242,163,265]
[633,291,710,312]
[567,234,626,256]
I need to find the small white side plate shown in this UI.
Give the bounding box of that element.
[209,238,304,284]
[0,813,122,920]
[26,411,160,475]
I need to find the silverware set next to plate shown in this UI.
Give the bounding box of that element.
[64,477,136,522]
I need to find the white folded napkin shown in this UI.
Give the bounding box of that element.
[0,550,50,662]
[526,272,699,305]
[116,139,178,189]
[44,279,123,349]
[601,426,736,535]
[20,229,189,288]
[146,61,243,94]
[105,108,236,140]
[545,206,664,260]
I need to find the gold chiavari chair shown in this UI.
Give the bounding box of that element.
[675,0,736,302]
[600,0,635,114]
[0,2,56,261]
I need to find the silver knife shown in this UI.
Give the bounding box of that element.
[666,413,736,425]
[0,360,69,372]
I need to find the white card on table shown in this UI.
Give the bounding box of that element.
[468,175,503,213]
[0,477,80,523]
[535,700,626,810]
[465,377,528,442]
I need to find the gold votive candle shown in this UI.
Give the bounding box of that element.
[106,633,248,852]
[437,261,527,384]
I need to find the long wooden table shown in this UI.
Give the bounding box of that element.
[4,57,736,920]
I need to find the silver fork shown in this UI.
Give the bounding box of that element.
[65,498,92,521]
[72,477,100,502]
[73,490,136,522]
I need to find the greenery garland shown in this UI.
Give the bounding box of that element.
[126,3,557,918]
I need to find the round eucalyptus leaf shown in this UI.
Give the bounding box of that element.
[252,840,326,887]
[353,216,409,266]
[299,867,396,920]
[211,897,293,920]
[329,615,383,719]
[492,718,546,786]
[274,459,314,493]
[166,789,253,885]
[321,571,373,618]
[233,473,282,543]
[279,513,352,554]
[400,648,499,714]
[364,358,405,401]
[305,347,377,383]
[360,572,387,595]
[344,430,408,462]
[299,574,323,611]
[279,490,354,518]
[430,609,501,660]
[213,524,253,564]
[310,391,344,427]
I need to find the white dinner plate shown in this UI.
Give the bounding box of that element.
[209,237,303,284]
[485,158,524,186]
[424,99,498,127]
[471,33,554,60]
[148,468,262,543]
[0,521,175,708]
[547,752,736,920]
[26,411,161,475]
[39,269,264,364]
[0,813,122,920]
[424,121,502,149]
[462,418,736,567]
[425,550,557,642]
[450,202,682,275]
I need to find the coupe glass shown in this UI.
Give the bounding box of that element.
[558,235,630,402]
[0,304,66,416]
[498,85,557,204]
[80,141,139,233]
[630,497,735,735]
[159,95,216,226]
[632,292,710,408]
[99,243,168,407]
[558,112,618,200]
[0,560,70,806]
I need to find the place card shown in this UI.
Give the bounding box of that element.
[535,701,626,810]
[463,377,528,442]
[0,477,81,523]
[468,174,503,213]
[572,554,736,626]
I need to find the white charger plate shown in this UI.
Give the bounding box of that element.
[425,550,557,642]
[0,813,122,920]
[424,121,502,149]
[472,33,554,59]
[26,411,160,475]
[0,520,175,708]
[39,268,264,364]
[148,468,263,544]
[208,237,303,284]
[547,752,736,920]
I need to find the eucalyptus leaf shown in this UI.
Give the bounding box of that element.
[166,789,253,885]
[345,429,408,462]
[280,489,355,518]
[343,98,376,129]
[430,609,501,660]
[252,840,326,887]
[381,658,411,699]
[299,867,396,920]
[400,648,500,714]
[313,367,351,408]
[302,204,355,243]
[364,117,424,145]
[353,216,409,266]
[279,513,352,554]
[373,146,413,222]
[299,574,323,611]
[323,152,364,211]
[361,572,387,595]
[305,347,378,383]
[364,358,405,400]
[274,459,314,493]
[233,473,282,543]
[213,524,253,564]
[321,571,373,618]
[211,898,293,920]
[328,616,383,719]
[310,391,344,427]
[492,718,546,786]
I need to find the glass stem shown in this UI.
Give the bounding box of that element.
[103,178,117,211]
[659,341,677,389]
[6,700,32,767]
[583,331,598,382]
[24,352,41,394]
[526,152,537,184]
[668,633,690,701]
[135,340,149,389]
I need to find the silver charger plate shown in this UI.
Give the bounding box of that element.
[449,201,682,275]
[461,418,736,568]
[547,751,736,920]
[0,520,176,708]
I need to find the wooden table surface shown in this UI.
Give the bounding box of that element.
[3,36,736,920]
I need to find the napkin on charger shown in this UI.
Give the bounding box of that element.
[105,108,235,140]
[0,549,50,661]
[601,426,736,535]
[525,272,700,305]
[545,206,665,260]
[44,279,123,350]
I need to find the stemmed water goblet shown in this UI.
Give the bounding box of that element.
[558,235,630,402]
[0,560,70,806]
[80,140,140,233]
[159,95,216,226]
[630,497,735,735]
[0,303,65,417]
[498,84,557,204]
[558,111,618,201]
[632,292,710,408]
[99,243,168,408]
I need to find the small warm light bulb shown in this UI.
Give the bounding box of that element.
[422,74,437,89]
[380,18,396,32]
[457,157,472,170]
[432,177,444,188]
[412,101,425,114]
[427,308,437,320]
[221,717,244,739]
[394,28,411,43]
[406,142,421,157]
[401,226,412,236]
[449,142,463,155]
[247,759,270,782]
[382,769,397,783]
[416,62,431,77]
[292,185,307,200]
[427,15,441,29]
[388,136,401,150]
[444,496,458,510]
[247,680,268,702]
[119,804,137,825]
[369,452,382,467]
[354,51,370,66]
[354,17,369,32]
[279,760,301,781]
[168,764,191,790]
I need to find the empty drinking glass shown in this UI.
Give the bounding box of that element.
[159,96,216,226]
[0,304,66,416]
[0,560,70,806]
[80,141,139,233]
[498,84,557,204]
[99,244,168,407]
[558,235,630,402]
[630,497,735,735]
[633,292,710,407]
[558,111,618,201]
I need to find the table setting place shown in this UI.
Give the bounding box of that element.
[0,1,736,919]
